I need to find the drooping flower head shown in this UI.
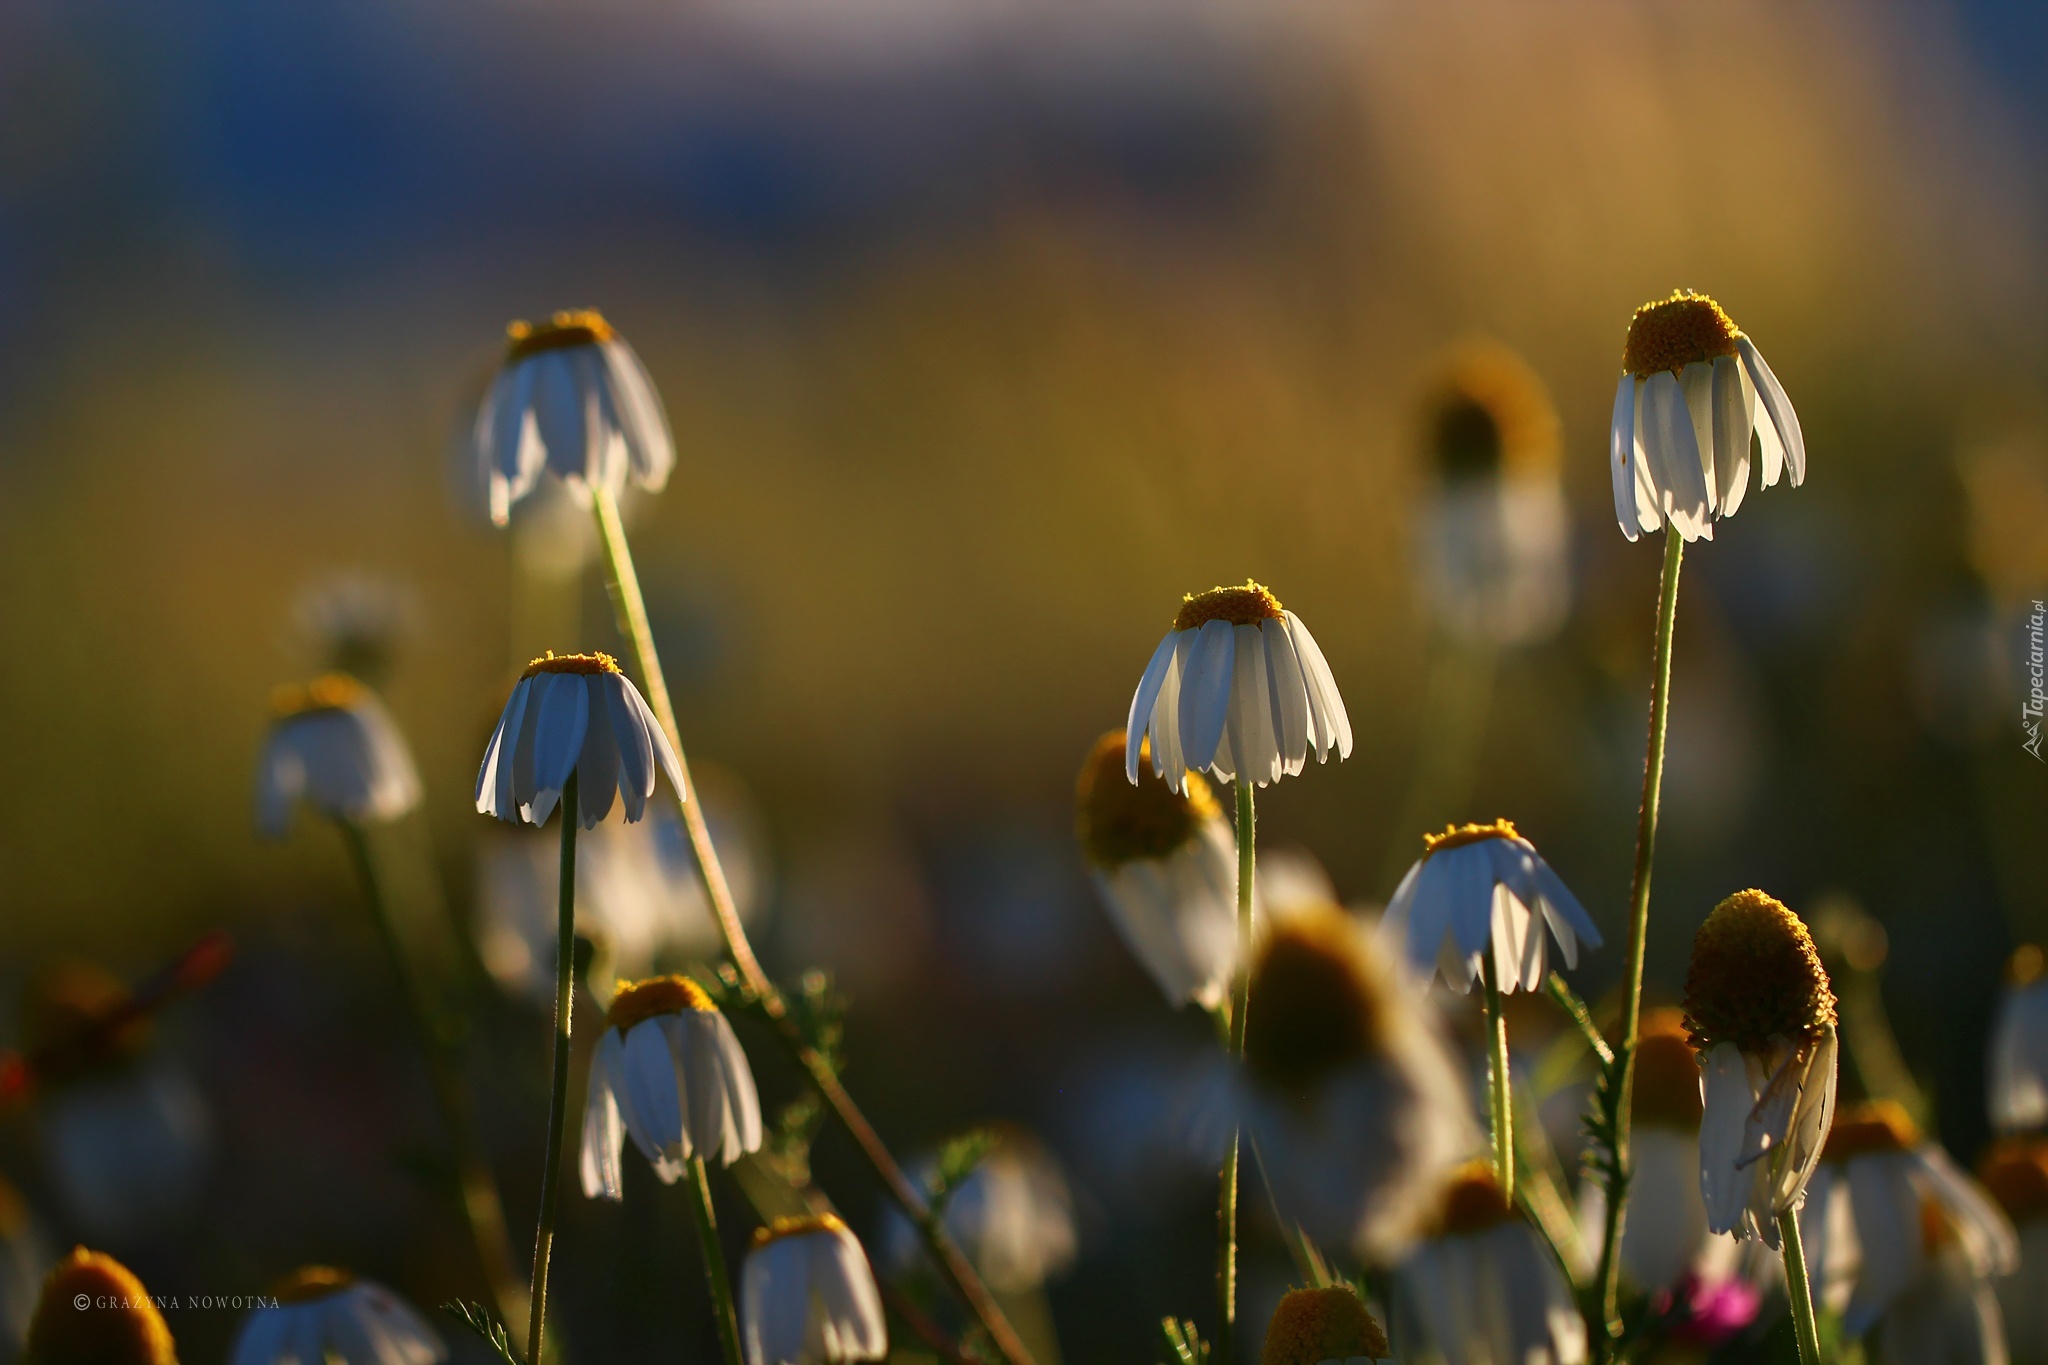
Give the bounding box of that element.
[1990,944,2048,1134]
[1683,890,1839,1245]
[1259,1284,1392,1365]
[741,1214,887,1365]
[1610,291,1805,543]
[473,309,674,525]
[1237,908,1476,1260]
[24,1247,178,1365]
[1380,819,1601,994]
[1126,582,1351,795]
[1981,1135,2048,1362]
[256,675,422,837]
[229,1267,445,1365]
[1075,733,1240,1009]
[476,652,685,829]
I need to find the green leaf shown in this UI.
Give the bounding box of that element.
[441,1301,520,1364]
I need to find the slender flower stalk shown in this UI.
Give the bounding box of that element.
[528,772,578,1365]
[586,487,1036,1365]
[1593,524,1684,1341]
[1481,953,1514,1204]
[688,1156,746,1365]
[1777,1208,1823,1365]
[1215,781,1254,1365]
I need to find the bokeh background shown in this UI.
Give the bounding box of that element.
[2,0,2046,1359]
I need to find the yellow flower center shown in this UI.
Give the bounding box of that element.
[1243,910,1387,1097]
[1433,1161,1519,1237]
[505,309,617,361]
[26,1248,179,1365]
[1621,291,1743,378]
[270,673,367,718]
[751,1212,848,1248]
[1682,889,1837,1054]
[1173,581,1285,631]
[1632,1010,1704,1130]
[521,650,623,679]
[1425,340,1560,481]
[1980,1137,2048,1223]
[1822,1099,1921,1163]
[1074,734,1219,869]
[607,975,716,1032]
[2011,944,2045,986]
[1421,819,1519,857]
[272,1266,355,1304]
[1260,1284,1390,1365]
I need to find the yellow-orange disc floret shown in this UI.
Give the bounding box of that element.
[1433,1161,1519,1238]
[1425,341,1561,481]
[1260,1284,1390,1365]
[1980,1137,2048,1224]
[607,975,717,1033]
[521,650,624,679]
[2010,944,2045,986]
[1173,582,1285,632]
[1243,912,1387,1098]
[271,1266,354,1304]
[1631,1009,1704,1130]
[505,309,617,361]
[1421,818,1520,858]
[1621,292,1744,378]
[1074,733,1219,869]
[25,1248,179,1365]
[751,1212,848,1248]
[270,673,368,718]
[1822,1099,1921,1163]
[1683,890,1837,1054]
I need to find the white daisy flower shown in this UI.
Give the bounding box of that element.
[580,975,763,1199]
[1609,290,1806,543]
[476,651,685,829]
[1234,907,1478,1261]
[1125,581,1351,796]
[1379,820,1602,994]
[1980,1136,2048,1363]
[1989,946,2048,1135]
[1414,340,1571,648]
[1389,1163,1589,1364]
[1259,1284,1394,1365]
[1871,1240,2011,1365]
[472,309,674,525]
[230,1268,445,1365]
[1683,890,1839,1247]
[1798,1101,2017,1336]
[1075,732,1241,1010]
[24,1248,177,1365]
[255,675,422,837]
[878,1128,1077,1293]
[740,1214,888,1365]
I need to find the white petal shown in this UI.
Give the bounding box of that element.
[477,677,532,818]
[1283,611,1351,761]
[1699,1042,1755,1236]
[1710,354,1752,516]
[1737,337,1804,487]
[601,337,675,490]
[1609,375,1641,543]
[524,673,592,826]
[621,1020,686,1161]
[577,677,622,829]
[1228,622,1280,787]
[1261,618,1311,776]
[1125,630,1181,782]
[1639,370,1712,542]
[1842,1154,1919,1334]
[1176,620,1236,779]
[580,1047,626,1201]
[604,673,656,819]
[1680,361,1720,516]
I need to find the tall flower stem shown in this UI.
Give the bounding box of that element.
[1776,1208,1823,1365]
[685,1155,745,1365]
[336,822,528,1339]
[1480,953,1514,1204]
[588,488,1035,1365]
[1593,526,1684,1344]
[1216,781,1256,1365]
[527,772,579,1365]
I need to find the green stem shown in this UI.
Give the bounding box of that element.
[527,773,579,1365]
[1481,952,1514,1205]
[686,1156,746,1365]
[1593,526,1684,1348]
[337,822,529,1341]
[587,488,1034,1365]
[1777,1207,1823,1365]
[1216,781,1255,1365]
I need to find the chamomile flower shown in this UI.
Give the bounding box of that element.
[1870,1227,2011,1365]
[24,1248,177,1365]
[1075,732,1241,1010]
[878,1128,1077,1293]
[476,652,685,829]
[1379,820,1601,994]
[1990,946,2048,1135]
[1234,907,1477,1260]
[1125,581,1351,795]
[1609,290,1805,543]
[472,309,674,525]
[229,1268,445,1365]
[1683,890,1839,1247]
[1799,1101,2016,1336]
[1388,1163,1589,1364]
[580,975,762,1199]
[740,1215,888,1365]
[255,675,422,837]
[1259,1284,1393,1365]
[1414,340,1571,648]
[1980,1136,2048,1362]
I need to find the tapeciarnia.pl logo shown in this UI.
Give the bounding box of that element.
[2025,599,2046,761]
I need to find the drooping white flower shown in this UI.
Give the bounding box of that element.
[1259,1284,1395,1365]
[580,975,762,1199]
[1074,732,1240,1010]
[1798,1101,2016,1336]
[1609,290,1805,544]
[256,675,422,837]
[1125,581,1351,796]
[1389,1163,1589,1364]
[1683,890,1839,1247]
[1980,1136,2048,1363]
[741,1214,888,1365]
[878,1129,1077,1293]
[476,651,685,829]
[1379,819,1601,994]
[1871,1241,2011,1365]
[472,309,674,525]
[1414,340,1571,648]
[230,1268,445,1365]
[1990,947,2048,1135]
[1234,907,1478,1261]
